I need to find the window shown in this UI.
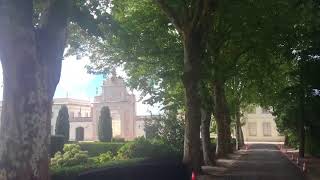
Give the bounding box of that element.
[248,122,257,136]
[70,112,74,118]
[85,112,89,117]
[263,122,272,136]
[78,111,81,117]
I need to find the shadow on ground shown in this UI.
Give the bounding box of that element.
[201,144,306,180]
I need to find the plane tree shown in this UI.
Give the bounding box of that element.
[199,0,302,156]
[84,0,216,172]
[260,0,320,158]
[84,0,306,164]
[0,0,117,179]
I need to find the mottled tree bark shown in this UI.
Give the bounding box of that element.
[182,30,202,173]
[0,1,70,179]
[201,108,214,165]
[213,80,232,157]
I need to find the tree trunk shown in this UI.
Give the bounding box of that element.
[213,80,232,157]
[0,1,70,179]
[240,125,245,146]
[201,108,214,166]
[235,104,243,150]
[182,30,203,174]
[298,95,305,158]
[222,91,233,153]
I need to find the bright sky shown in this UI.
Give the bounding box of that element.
[0,56,161,115]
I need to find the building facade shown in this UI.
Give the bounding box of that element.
[50,74,145,141]
[242,106,285,142]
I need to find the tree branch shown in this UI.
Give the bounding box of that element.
[38,0,71,34]
[36,0,71,96]
[0,0,34,63]
[154,0,183,33]
[190,0,204,29]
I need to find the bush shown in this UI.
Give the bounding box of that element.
[50,135,66,157]
[285,131,299,149]
[77,160,190,180]
[78,142,124,157]
[116,137,177,160]
[94,151,114,164]
[112,137,126,142]
[51,144,89,167]
[144,110,184,152]
[51,158,145,180]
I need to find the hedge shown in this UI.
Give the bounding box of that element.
[50,135,65,157]
[116,138,179,160]
[77,142,125,157]
[77,159,190,180]
[51,158,145,180]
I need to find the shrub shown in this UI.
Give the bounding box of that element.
[116,137,177,160]
[210,138,216,144]
[78,142,124,157]
[55,105,70,141]
[50,135,66,157]
[144,110,184,152]
[51,158,145,180]
[98,106,112,142]
[112,137,126,142]
[51,144,89,167]
[94,151,114,164]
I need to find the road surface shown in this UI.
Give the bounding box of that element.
[213,144,305,180]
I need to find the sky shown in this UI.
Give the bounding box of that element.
[0,56,161,115]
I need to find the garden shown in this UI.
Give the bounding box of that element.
[50,137,183,180]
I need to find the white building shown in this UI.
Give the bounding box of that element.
[50,73,146,141]
[242,106,284,142]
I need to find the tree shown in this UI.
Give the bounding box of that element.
[0,0,116,179]
[0,1,71,179]
[55,105,70,141]
[260,0,320,158]
[154,1,216,172]
[144,108,185,153]
[85,0,215,172]
[98,106,113,142]
[203,0,303,156]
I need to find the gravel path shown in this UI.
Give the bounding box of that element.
[205,144,306,180]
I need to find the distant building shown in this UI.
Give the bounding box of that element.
[51,98,92,140]
[50,72,146,141]
[242,106,284,142]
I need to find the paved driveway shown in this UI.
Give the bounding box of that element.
[213,144,305,180]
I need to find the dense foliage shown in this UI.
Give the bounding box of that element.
[116,137,179,160]
[51,144,89,168]
[77,142,124,157]
[98,106,113,142]
[50,135,66,157]
[55,105,70,141]
[67,0,320,161]
[144,110,184,152]
[51,158,145,180]
[50,138,180,180]
[94,151,114,164]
